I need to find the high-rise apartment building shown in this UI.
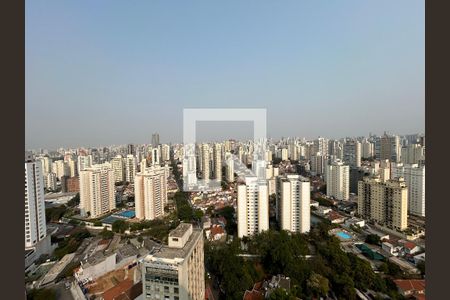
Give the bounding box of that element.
[357,177,408,231]
[380,133,401,162]
[52,160,70,180]
[161,144,171,162]
[237,176,269,238]
[310,152,325,176]
[77,154,93,173]
[151,147,160,166]
[151,133,160,148]
[391,163,425,217]
[279,175,310,233]
[361,139,374,159]
[36,156,52,176]
[201,143,210,181]
[142,223,204,300]
[343,140,361,167]
[326,160,350,200]
[313,137,329,158]
[45,172,58,191]
[25,159,47,248]
[125,154,137,183]
[79,163,115,218]
[225,152,234,182]
[111,155,125,183]
[135,165,168,220]
[401,144,425,165]
[214,143,222,181]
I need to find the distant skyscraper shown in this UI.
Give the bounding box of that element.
[111,155,125,183]
[361,139,373,158]
[343,140,361,168]
[237,176,269,238]
[313,137,329,158]
[326,160,350,200]
[151,147,160,166]
[225,152,234,183]
[52,160,70,180]
[135,165,168,220]
[44,172,58,191]
[214,143,222,181]
[125,154,137,183]
[161,144,171,162]
[25,159,47,248]
[77,154,92,173]
[127,144,135,155]
[142,223,205,300]
[310,152,325,176]
[279,174,310,233]
[400,144,425,165]
[380,133,401,162]
[201,143,210,181]
[151,133,160,148]
[79,163,115,218]
[358,177,408,231]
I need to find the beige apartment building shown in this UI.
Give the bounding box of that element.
[79,163,115,218]
[358,176,408,231]
[142,223,204,300]
[135,165,168,220]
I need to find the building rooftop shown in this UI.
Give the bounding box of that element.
[169,222,192,238]
[147,228,202,260]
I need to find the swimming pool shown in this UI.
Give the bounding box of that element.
[115,210,135,218]
[336,231,352,239]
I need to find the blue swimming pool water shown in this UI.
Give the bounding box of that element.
[336,231,351,239]
[116,210,135,218]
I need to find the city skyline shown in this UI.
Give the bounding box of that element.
[26,1,424,149]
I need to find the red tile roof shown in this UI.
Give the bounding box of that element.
[102,279,134,300]
[394,279,425,294]
[243,290,264,300]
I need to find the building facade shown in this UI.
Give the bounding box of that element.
[391,163,425,217]
[135,165,168,220]
[357,177,408,231]
[25,159,47,248]
[142,223,204,300]
[326,160,350,200]
[79,163,116,218]
[279,174,310,233]
[237,176,269,238]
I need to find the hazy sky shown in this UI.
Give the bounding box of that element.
[26,0,424,149]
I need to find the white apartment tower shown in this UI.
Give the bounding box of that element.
[401,144,425,165]
[79,163,116,218]
[45,172,58,191]
[214,143,222,181]
[25,160,47,248]
[391,163,425,217]
[77,154,93,173]
[237,176,269,238]
[135,166,168,220]
[326,160,350,200]
[125,154,137,183]
[142,223,205,300]
[201,143,210,181]
[225,152,234,182]
[111,155,125,183]
[279,175,310,233]
[343,140,361,167]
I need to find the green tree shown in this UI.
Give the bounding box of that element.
[99,228,114,239]
[306,272,329,298]
[268,288,296,300]
[112,219,129,233]
[27,288,56,300]
[365,234,381,245]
